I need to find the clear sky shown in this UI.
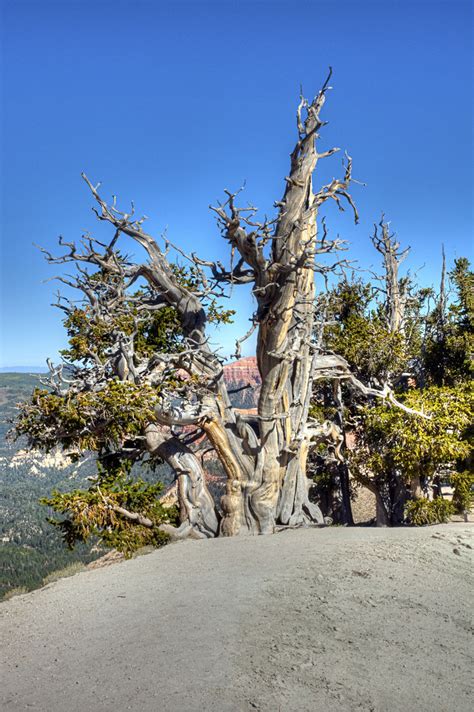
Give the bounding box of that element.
[0,0,472,368]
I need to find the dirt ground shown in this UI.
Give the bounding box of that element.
[1,524,472,712]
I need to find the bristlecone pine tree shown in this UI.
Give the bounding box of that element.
[17,71,424,547]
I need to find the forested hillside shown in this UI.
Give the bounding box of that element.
[0,373,175,598]
[0,374,97,596]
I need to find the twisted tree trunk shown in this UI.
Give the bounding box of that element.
[212,76,357,535]
[40,73,365,540]
[145,425,219,538]
[31,71,434,547]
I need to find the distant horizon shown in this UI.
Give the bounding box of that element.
[0,355,258,373]
[0,367,49,374]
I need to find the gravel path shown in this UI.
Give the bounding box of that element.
[1,524,473,712]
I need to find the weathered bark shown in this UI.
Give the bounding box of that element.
[145,425,219,539]
[331,381,354,525]
[375,495,390,527]
[202,415,247,536]
[388,470,408,525]
[238,77,357,534]
[356,471,390,526]
[410,475,423,500]
[339,465,354,525]
[371,216,409,335]
[439,245,447,330]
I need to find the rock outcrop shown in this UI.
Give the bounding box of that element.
[223,356,260,387]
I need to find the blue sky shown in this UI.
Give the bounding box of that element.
[1,0,472,368]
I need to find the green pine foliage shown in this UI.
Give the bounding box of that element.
[41,471,178,557]
[350,384,473,484]
[450,470,474,514]
[424,258,474,386]
[315,250,473,526]
[404,498,455,526]
[16,379,162,452]
[320,280,406,383]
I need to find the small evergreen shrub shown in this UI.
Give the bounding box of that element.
[450,471,474,514]
[405,497,454,526]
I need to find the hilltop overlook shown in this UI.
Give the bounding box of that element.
[1,524,472,712]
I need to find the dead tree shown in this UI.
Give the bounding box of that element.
[371,215,410,336]
[31,71,424,539]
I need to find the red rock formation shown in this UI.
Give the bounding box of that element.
[223,356,260,386]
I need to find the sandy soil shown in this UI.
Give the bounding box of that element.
[1,524,472,712]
